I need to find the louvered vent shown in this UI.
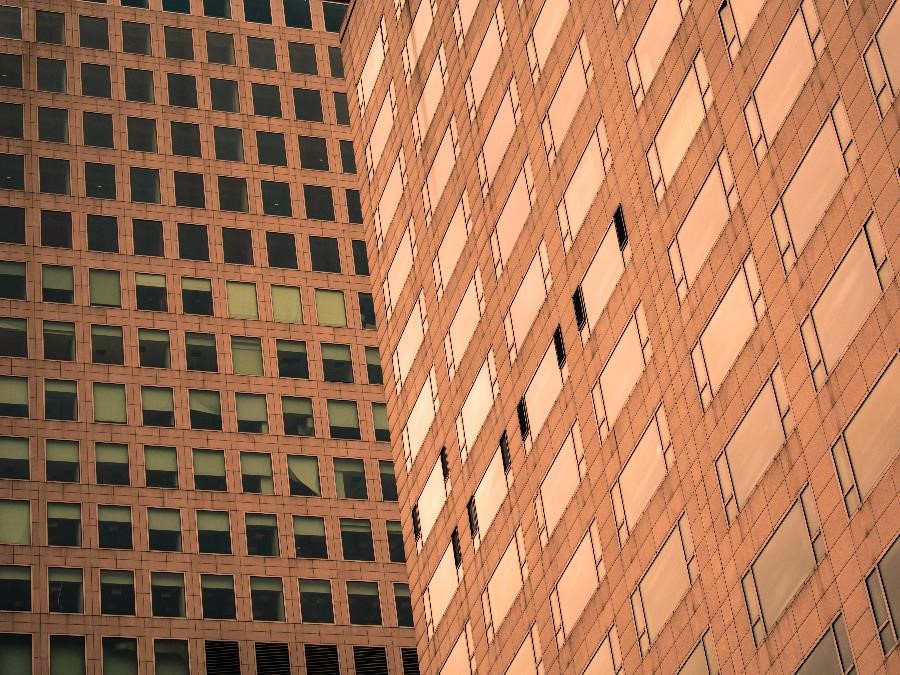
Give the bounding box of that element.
[205,640,240,675]
[305,644,340,675]
[255,642,290,675]
[352,646,388,675]
[400,648,421,675]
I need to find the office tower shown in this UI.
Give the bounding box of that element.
[0,1,419,674]
[343,0,899,673]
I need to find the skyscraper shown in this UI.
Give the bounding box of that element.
[0,1,418,674]
[343,0,899,673]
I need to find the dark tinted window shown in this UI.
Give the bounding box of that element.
[79,16,109,50]
[85,163,116,199]
[38,107,67,143]
[266,232,297,269]
[328,46,344,77]
[36,58,64,92]
[178,223,209,261]
[0,102,22,138]
[262,181,292,216]
[168,73,198,108]
[334,92,350,125]
[81,63,111,98]
[210,78,239,112]
[83,112,114,148]
[133,219,164,256]
[310,236,341,272]
[206,32,235,64]
[223,228,253,265]
[289,42,317,74]
[214,127,243,161]
[165,26,194,60]
[122,22,151,54]
[171,122,202,157]
[252,83,282,117]
[41,211,72,248]
[218,177,249,213]
[174,172,205,207]
[284,0,312,28]
[130,167,161,203]
[257,131,286,166]
[40,158,70,195]
[294,88,323,122]
[125,68,154,102]
[248,37,276,69]
[304,185,334,221]
[299,136,329,170]
[0,206,24,244]
[87,215,118,253]
[127,117,156,152]
[36,11,65,44]
[347,189,363,224]
[352,240,369,275]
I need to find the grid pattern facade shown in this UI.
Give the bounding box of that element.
[0,1,418,674]
[343,0,899,674]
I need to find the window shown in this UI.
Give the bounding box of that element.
[222,227,253,265]
[231,336,263,375]
[373,403,390,442]
[236,393,268,433]
[46,502,80,547]
[469,442,512,549]
[322,344,353,382]
[284,0,312,27]
[151,573,185,618]
[133,219,164,256]
[197,510,231,554]
[189,390,222,430]
[135,273,167,311]
[0,261,25,299]
[348,581,382,625]
[0,153,23,190]
[36,11,65,44]
[864,0,900,116]
[97,505,132,549]
[796,616,855,674]
[265,232,296,271]
[38,107,67,142]
[246,513,279,556]
[165,26,193,59]
[456,353,498,461]
[261,180,292,216]
[0,499,28,544]
[0,206,24,243]
[341,518,375,561]
[289,42,317,73]
[476,84,520,194]
[100,570,134,615]
[207,31,235,64]
[0,439,24,483]
[87,215,118,252]
[201,574,235,619]
[241,452,273,494]
[415,454,451,546]
[0,5,19,38]
[0,375,26,417]
[39,211,71,249]
[96,443,129,485]
[130,167,160,203]
[287,455,319,496]
[334,457,366,499]
[89,325,122,365]
[79,16,109,50]
[46,440,79,483]
[178,223,209,261]
[193,449,226,491]
[300,579,333,623]
[446,272,485,377]
[217,176,249,213]
[310,236,341,272]
[395,583,413,626]
[329,46,344,77]
[36,58,63,92]
[272,285,302,323]
[300,136,329,170]
[141,386,174,427]
[138,329,169,369]
[122,22,151,54]
[743,488,823,645]
[866,537,899,654]
[185,332,217,372]
[44,380,77,421]
[168,73,198,107]
[164,0,191,11]
[294,516,327,558]
[210,78,240,112]
[0,567,29,612]
[387,521,405,562]
[256,131,286,166]
[182,277,213,315]
[274,340,307,379]
[294,88,324,122]
[252,83,281,117]
[171,122,201,157]
[328,400,360,439]
[250,577,284,621]
[125,68,154,102]
[214,127,243,162]
[102,637,137,675]
[359,293,376,329]
[0,317,25,358]
[81,63,111,97]
[379,461,398,502]
[283,396,314,436]
[145,446,177,488]
[205,0,231,18]
[48,567,83,613]
[174,171,205,207]
[549,526,604,645]
[363,348,383,385]
[315,289,346,327]
[85,162,116,199]
[49,636,85,675]
[402,370,440,469]
[226,281,258,319]
[245,0,273,23]
[40,158,70,195]
[0,102,21,138]
[248,37,276,69]
[148,507,181,551]
[627,0,689,109]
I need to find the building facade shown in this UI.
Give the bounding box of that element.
[343,0,899,673]
[0,1,419,674]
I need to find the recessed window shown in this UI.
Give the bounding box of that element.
[294,88,323,122]
[395,583,413,626]
[299,136,329,170]
[0,565,29,612]
[186,332,217,371]
[373,402,390,442]
[257,131,286,166]
[36,58,63,92]
[365,347,382,384]
[0,437,27,479]
[207,31,234,64]
[315,289,346,327]
[122,21,151,54]
[89,269,121,308]
[168,73,198,108]
[171,122,201,157]
[100,570,134,615]
[133,219,164,256]
[127,117,156,152]
[380,460,398,501]
[251,577,284,621]
[87,215,118,253]
[340,140,357,174]
[204,0,232,18]
[0,54,18,88]
[165,26,194,60]
[136,272,168,311]
[289,42,317,74]
[0,6,20,39]
[252,82,282,117]
[340,518,374,561]
[211,78,240,111]
[130,167,160,204]
[182,277,214,315]
[39,158,70,195]
[236,393,268,433]
[227,281,258,319]
[328,46,344,77]
[81,63,111,98]
[197,510,231,554]
[178,223,209,261]
[201,574,235,619]
[46,440,78,483]
[0,261,25,300]
[97,504,132,549]
[334,457,366,499]
[44,379,77,421]
[272,285,302,323]
[246,512,279,556]
[0,102,22,138]
[163,0,192,12]
[359,292,376,329]
[141,386,174,427]
[51,636,86,674]
[91,325,124,365]
[125,67,154,102]
[299,579,333,623]
[304,185,335,221]
[38,107,67,143]
[294,515,327,558]
[92,384,127,424]
[36,11,65,44]
[248,37,276,69]
[36,323,67,363]
[284,0,311,27]
[283,396,314,436]
[103,638,137,675]
[266,231,297,269]
[322,343,353,383]
[145,446,178,489]
[193,449,226,491]
[245,0,273,23]
[0,206,24,244]
[79,16,109,50]
[218,176,249,213]
[148,507,181,551]
[287,455,319,496]
[84,162,116,199]
[276,339,308,378]
[310,236,341,272]
[48,567,83,613]
[139,329,169,368]
[262,181,292,216]
[0,153,24,190]
[95,443,129,485]
[214,126,243,161]
[0,317,25,358]
[40,210,72,249]
[151,572,185,618]
[0,499,29,544]
[334,92,350,125]
[231,335,263,375]
[223,227,253,265]
[323,1,349,32]
[189,389,222,430]
[174,171,205,207]
[347,581,382,625]
[347,189,363,223]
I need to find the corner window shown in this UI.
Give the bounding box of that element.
[379,460,398,501]
[387,521,405,563]
[373,403,390,442]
